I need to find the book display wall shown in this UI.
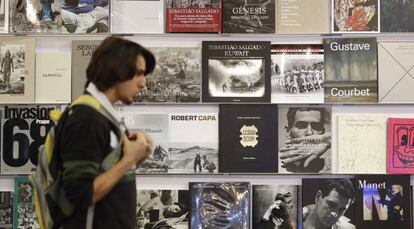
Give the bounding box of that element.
[0,0,414,228]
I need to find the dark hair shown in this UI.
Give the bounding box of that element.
[320,179,355,203]
[286,107,330,130]
[86,36,156,91]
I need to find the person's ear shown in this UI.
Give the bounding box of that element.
[315,190,323,205]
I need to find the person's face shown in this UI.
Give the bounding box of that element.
[289,110,324,138]
[315,190,351,228]
[116,55,147,104]
[392,185,400,194]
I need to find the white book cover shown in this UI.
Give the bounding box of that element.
[337,114,387,174]
[35,53,71,104]
[169,113,218,174]
[0,37,35,103]
[124,113,169,174]
[111,0,164,34]
[378,42,414,103]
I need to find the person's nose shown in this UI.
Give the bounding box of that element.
[304,123,314,136]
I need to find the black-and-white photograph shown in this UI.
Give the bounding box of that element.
[167,0,220,8]
[10,0,109,33]
[208,59,265,97]
[278,106,332,174]
[169,113,218,174]
[0,0,4,15]
[0,192,13,229]
[14,179,40,229]
[190,182,250,229]
[302,179,356,229]
[136,47,201,103]
[0,45,25,95]
[136,190,189,229]
[271,45,324,103]
[124,114,170,174]
[253,185,297,229]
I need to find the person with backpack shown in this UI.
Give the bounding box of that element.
[47,36,155,229]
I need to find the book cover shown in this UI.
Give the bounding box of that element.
[135,47,201,103]
[355,175,411,229]
[0,37,35,104]
[13,177,39,229]
[112,0,164,34]
[11,0,109,33]
[166,0,221,33]
[0,105,59,174]
[124,113,169,174]
[0,191,13,229]
[219,104,278,173]
[302,178,356,229]
[168,113,218,174]
[278,106,331,174]
[381,0,414,32]
[202,41,271,102]
[190,182,250,229]
[223,0,275,33]
[276,0,329,34]
[35,53,71,104]
[136,189,189,229]
[0,0,9,33]
[388,118,414,174]
[324,38,378,104]
[337,114,387,174]
[332,0,379,33]
[71,40,101,101]
[252,185,298,229]
[271,44,324,104]
[378,42,414,103]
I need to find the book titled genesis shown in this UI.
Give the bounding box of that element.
[71,40,101,101]
[0,105,59,174]
[190,182,250,229]
[169,113,218,174]
[388,118,414,174]
[324,38,378,103]
[355,175,411,229]
[166,0,222,33]
[219,104,278,173]
[223,0,275,33]
[252,185,298,229]
[202,41,271,102]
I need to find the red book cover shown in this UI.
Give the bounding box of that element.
[388,118,414,174]
[166,0,222,33]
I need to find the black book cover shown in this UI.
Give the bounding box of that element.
[323,37,378,104]
[202,41,271,102]
[302,178,356,229]
[252,185,298,229]
[219,104,277,173]
[223,0,275,33]
[355,175,411,229]
[190,182,250,229]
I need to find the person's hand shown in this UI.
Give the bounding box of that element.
[122,131,153,166]
[273,217,284,226]
[280,134,330,169]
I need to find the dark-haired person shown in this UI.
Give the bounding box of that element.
[279,107,331,173]
[256,192,295,229]
[58,36,155,229]
[303,179,355,229]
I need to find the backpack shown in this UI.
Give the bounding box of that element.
[29,94,124,229]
